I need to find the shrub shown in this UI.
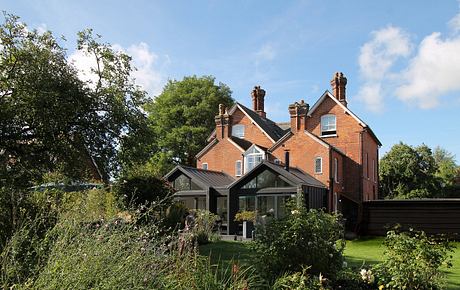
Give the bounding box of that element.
[116,171,173,208]
[161,255,266,290]
[272,267,320,290]
[162,202,188,231]
[372,229,453,290]
[188,209,220,245]
[252,198,345,282]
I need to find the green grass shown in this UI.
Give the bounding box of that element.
[199,238,460,289]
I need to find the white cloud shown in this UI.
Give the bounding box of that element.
[125,42,164,96]
[69,42,165,97]
[357,7,460,111]
[68,48,99,86]
[356,26,412,112]
[396,32,460,108]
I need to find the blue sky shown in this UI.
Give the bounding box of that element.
[2,0,460,162]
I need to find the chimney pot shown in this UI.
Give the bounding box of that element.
[251,85,266,118]
[330,72,347,106]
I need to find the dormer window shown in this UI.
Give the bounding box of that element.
[321,114,336,136]
[232,124,245,138]
[244,145,264,173]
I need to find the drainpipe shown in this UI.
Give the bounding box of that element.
[284,151,290,171]
[329,149,334,213]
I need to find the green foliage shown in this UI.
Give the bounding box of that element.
[0,13,148,184]
[115,169,173,208]
[0,188,119,287]
[162,255,265,290]
[143,75,234,175]
[234,210,257,222]
[379,142,459,199]
[162,202,188,231]
[372,229,454,290]
[190,209,220,245]
[433,146,458,189]
[272,267,320,290]
[252,196,345,282]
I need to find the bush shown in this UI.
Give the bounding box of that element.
[186,209,220,245]
[372,229,453,290]
[272,267,320,290]
[252,198,345,282]
[116,171,173,208]
[161,255,266,290]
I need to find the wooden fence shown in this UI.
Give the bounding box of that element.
[360,199,460,237]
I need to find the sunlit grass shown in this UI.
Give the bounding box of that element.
[200,237,460,289]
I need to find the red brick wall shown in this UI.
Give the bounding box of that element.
[362,130,379,201]
[230,108,274,148]
[306,96,379,201]
[198,107,275,178]
[331,150,344,195]
[271,133,330,186]
[197,139,243,178]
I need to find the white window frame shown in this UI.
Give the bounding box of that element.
[314,157,322,174]
[320,114,337,136]
[202,163,208,170]
[334,158,338,183]
[243,145,265,174]
[235,160,242,177]
[232,124,245,138]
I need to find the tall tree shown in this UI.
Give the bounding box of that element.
[433,146,458,187]
[143,75,234,176]
[0,14,147,185]
[379,142,439,199]
[0,13,149,246]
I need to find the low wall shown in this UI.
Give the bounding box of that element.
[361,199,460,236]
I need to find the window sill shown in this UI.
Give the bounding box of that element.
[320,134,337,138]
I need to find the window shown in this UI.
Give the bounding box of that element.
[173,174,201,191]
[320,114,336,136]
[315,157,322,174]
[235,160,242,176]
[241,169,290,189]
[334,158,338,183]
[244,146,264,173]
[202,163,208,170]
[232,124,245,138]
[373,159,376,181]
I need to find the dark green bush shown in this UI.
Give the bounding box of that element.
[372,229,453,290]
[252,199,345,282]
[116,171,173,208]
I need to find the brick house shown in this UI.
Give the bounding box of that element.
[165,72,381,234]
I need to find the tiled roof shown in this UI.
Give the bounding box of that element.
[230,136,253,151]
[226,160,326,189]
[165,165,235,188]
[237,103,286,141]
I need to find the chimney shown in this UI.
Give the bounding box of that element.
[214,104,231,140]
[284,151,290,171]
[288,100,309,133]
[251,86,266,118]
[330,72,347,106]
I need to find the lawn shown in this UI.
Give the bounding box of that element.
[199,238,460,289]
